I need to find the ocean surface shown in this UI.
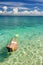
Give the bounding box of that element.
[0,16,43,65]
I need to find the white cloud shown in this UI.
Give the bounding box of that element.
[29,9,41,16]
[13,8,43,16]
[0,2,43,16]
[0,2,43,10]
[0,6,43,16]
[0,2,25,7]
[3,6,8,11]
[0,10,2,14]
[18,7,30,10]
[34,6,39,9]
[20,9,43,16]
[13,8,18,14]
[0,2,42,8]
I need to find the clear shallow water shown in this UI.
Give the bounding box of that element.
[0,16,43,65]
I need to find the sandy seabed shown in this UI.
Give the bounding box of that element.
[0,26,43,65]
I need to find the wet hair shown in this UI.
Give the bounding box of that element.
[6,47,13,52]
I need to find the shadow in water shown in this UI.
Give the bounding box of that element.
[0,47,10,62]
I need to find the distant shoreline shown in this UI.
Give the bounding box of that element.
[0,15,43,17]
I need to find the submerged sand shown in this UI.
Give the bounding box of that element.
[0,25,43,65]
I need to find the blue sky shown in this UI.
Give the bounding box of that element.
[0,0,43,10]
[0,0,43,16]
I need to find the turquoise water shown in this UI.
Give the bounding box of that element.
[0,16,43,65]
